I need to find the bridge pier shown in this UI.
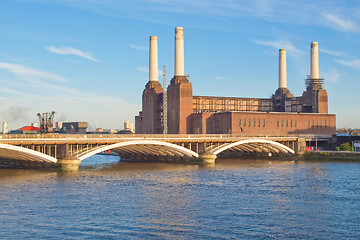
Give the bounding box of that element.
[198,152,217,164]
[295,138,306,155]
[57,156,81,171]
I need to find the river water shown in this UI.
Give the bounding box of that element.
[0,155,360,239]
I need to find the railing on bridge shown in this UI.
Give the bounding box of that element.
[0,133,332,140]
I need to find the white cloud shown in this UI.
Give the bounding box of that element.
[213,75,224,80]
[130,44,148,51]
[251,39,301,54]
[319,48,344,57]
[137,66,149,73]
[0,88,23,95]
[46,46,99,62]
[335,59,360,69]
[322,69,340,83]
[0,62,66,82]
[322,13,359,32]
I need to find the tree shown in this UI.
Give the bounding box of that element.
[338,142,353,151]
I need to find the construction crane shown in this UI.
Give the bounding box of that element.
[37,111,55,133]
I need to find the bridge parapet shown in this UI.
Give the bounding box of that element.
[0,134,320,170]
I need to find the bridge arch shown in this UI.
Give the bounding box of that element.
[210,139,295,156]
[78,140,200,161]
[0,143,57,163]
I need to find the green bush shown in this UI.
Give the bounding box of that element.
[338,142,354,152]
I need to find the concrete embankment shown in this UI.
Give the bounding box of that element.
[302,151,360,161]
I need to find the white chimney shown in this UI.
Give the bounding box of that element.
[149,36,158,81]
[310,42,319,79]
[279,49,287,89]
[174,27,184,76]
[2,121,8,134]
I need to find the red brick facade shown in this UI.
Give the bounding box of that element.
[190,112,336,136]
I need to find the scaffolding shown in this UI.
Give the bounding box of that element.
[162,65,168,134]
[192,96,273,113]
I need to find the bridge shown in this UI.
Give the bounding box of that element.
[0,134,323,171]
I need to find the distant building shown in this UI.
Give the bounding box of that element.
[10,126,41,134]
[56,122,63,130]
[124,120,134,132]
[96,128,105,133]
[61,122,88,134]
[354,140,360,152]
[109,129,117,134]
[136,27,336,136]
[2,122,8,134]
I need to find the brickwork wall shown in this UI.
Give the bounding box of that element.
[190,112,336,136]
[167,76,193,134]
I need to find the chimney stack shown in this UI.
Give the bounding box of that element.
[310,42,319,79]
[279,49,287,89]
[174,27,184,76]
[149,36,158,81]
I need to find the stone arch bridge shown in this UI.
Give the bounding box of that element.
[0,134,314,171]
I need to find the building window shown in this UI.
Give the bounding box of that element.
[325,120,327,127]
[239,119,241,126]
[253,119,256,127]
[308,120,310,127]
[329,120,330,127]
[316,120,318,127]
[295,120,297,127]
[320,120,322,127]
[258,119,260,127]
[286,120,288,127]
[291,120,293,127]
[312,120,314,127]
[263,119,265,127]
[249,119,251,126]
[282,120,284,127]
[244,119,246,127]
[277,120,279,127]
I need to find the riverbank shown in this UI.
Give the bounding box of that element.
[301,151,360,161]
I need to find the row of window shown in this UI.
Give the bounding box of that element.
[308,120,330,128]
[238,119,332,128]
[277,119,297,127]
[239,119,266,127]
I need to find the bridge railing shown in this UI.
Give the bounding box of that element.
[0,133,332,140]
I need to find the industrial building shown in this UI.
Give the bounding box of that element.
[135,27,336,136]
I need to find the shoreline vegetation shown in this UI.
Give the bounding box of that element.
[300,151,360,162]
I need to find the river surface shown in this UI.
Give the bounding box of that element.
[0,156,360,239]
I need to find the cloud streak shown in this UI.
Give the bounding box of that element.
[335,59,360,69]
[0,62,66,82]
[213,75,224,80]
[130,44,148,51]
[251,39,301,53]
[322,13,359,32]
[46,46,99,62]
[319,48,344,57]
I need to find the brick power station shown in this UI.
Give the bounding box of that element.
[135,27,336,136]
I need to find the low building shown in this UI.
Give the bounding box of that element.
[10,126,41,134]
[61,122,88,134]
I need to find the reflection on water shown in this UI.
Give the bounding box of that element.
[1,156,360,239]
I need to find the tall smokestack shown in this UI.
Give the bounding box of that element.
[310,42,319,79]
[174,27,184,76]
[149,36,158,81]
[279,49,287,89]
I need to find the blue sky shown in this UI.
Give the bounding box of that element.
[1,0,360,130]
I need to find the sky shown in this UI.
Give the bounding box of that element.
[1,0,360,130]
